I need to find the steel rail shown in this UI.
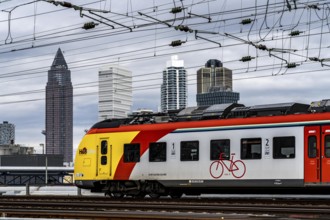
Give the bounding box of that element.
[0,196,330,219]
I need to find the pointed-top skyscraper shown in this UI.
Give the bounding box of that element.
[45,48,73,163]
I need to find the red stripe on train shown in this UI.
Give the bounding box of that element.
[113,129,174,180]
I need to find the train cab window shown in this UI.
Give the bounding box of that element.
[210,139,230,160]
[101,140,108,155]
[124,143,140,163]
[241,138,261,159]
[308,136,317,158]
[149,142,166,162]
[273,136,295,159]
[325,135,330,158]
[180,141,199,161]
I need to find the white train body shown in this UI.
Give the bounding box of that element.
[131,126,304,185]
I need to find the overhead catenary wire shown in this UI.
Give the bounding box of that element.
[0,0,315,49]
[0,2,320,58]
[0,0,329,107]
[0,8,326,69]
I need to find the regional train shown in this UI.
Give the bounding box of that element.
[74,99,330,198]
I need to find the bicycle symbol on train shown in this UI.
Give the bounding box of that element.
[209,153,246,179]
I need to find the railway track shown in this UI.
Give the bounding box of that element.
[0,195,330,219]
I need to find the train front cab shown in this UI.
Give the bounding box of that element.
[75,135,114,191]
[304,125,330,186]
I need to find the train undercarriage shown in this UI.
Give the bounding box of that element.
[77,179,330,198]
[87,180,184,198]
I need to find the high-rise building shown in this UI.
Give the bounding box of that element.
[161,55,187,112]
[98,65,132,121]
[196,59,239,106]
[0,121,15,145]
[45,48,73,163]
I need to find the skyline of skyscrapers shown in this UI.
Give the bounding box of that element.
[8,55,242,156]
[196,59,239,106]
[98,65,132,121]
[161,55,187,112]
[45,48,73,163]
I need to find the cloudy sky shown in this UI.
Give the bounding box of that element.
[0,0,329,156]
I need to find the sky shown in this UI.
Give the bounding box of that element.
[0,0,329,157]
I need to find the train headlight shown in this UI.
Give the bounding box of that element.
[75,173,84,177]
[75,180,83,186]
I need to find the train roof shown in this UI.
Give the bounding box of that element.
[90,99,330,130]
[229,102,310,118]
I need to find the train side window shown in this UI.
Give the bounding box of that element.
[149,142,166,162]
[101,140,107,155]
[124,143,140,163]
[308,136,317,158]
[273,136,295,159]
[241,138,261,159]
[210,139,230,160]
[325,135,330,158]
[180,141,199,161]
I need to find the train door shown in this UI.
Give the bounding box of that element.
[321,126,330,182]
[304,126,330,183]
[96,138,111,178]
